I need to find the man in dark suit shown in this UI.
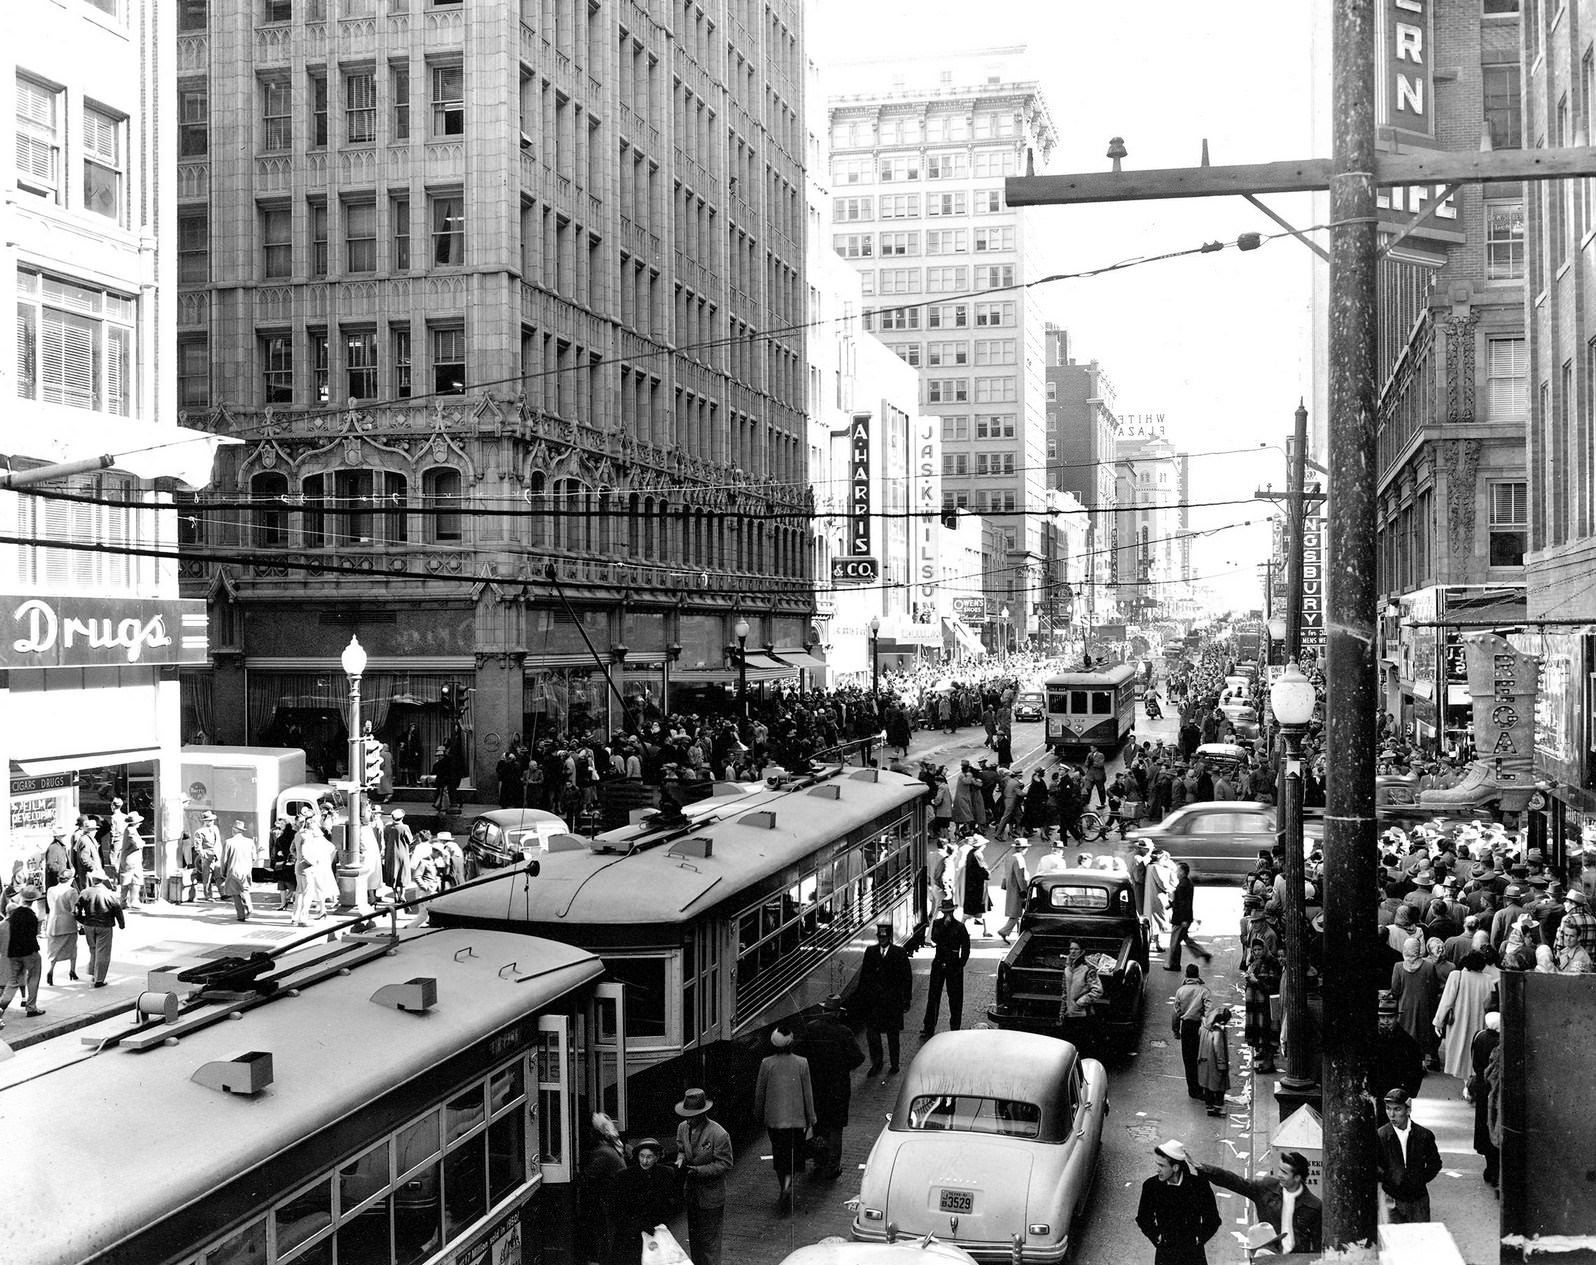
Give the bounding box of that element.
[920,898,971,1037]
[855,920,913,1074]
[1196,1150,1322,1255]
[1376,1088,1443,1222]
[1166,861,1214,970]
[1136,1139,1221,1265]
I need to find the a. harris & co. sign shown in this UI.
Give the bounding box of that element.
[1,594,208,669]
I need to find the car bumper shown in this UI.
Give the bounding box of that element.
[853,1222,1068,1264]
[987,1005,1134,1037]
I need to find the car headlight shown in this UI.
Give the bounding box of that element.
[1028,1223,1051,1236]
[862,1207,884,1222]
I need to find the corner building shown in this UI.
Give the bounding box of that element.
[175,0,810,790]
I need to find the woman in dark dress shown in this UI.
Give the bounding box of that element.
[1469,1012,1501,1188]
[1023,770,1051,830]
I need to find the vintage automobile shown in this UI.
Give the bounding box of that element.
[1125,801,1323,882]
[987,869,1148,1053]
[1013,690,1046,723]
[852,1030,1108,1264]
[462,807,571,876]
[780,1239,978,1265]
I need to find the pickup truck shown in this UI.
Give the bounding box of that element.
[987,868,1150,1054]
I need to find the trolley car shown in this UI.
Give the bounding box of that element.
[1042,662,1140,754]
[427,764,931,1129]
[5,927,622,1265]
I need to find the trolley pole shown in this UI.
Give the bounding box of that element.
[1322,1,1380,1251]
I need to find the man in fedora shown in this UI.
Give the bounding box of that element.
[1554,887,1596,969]
[1196,1149,1321,1255]
[993,834,1030,943]
[221,820,257,922]
[919,897,970,1039]
[673,1087,732,1265]
[191,810,223,901]
[1135,1138,1221,1264]
[857,920,913,1074]
[1376,1088,1442,1223]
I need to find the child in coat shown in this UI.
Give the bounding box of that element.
[1197,1005,1233,1117]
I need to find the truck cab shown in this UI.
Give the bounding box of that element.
[987,869,1149,1054]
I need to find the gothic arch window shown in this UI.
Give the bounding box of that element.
[526,470,548,547]
[423,467,462,543]
[251,471,289,547]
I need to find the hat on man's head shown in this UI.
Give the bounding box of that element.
[1378,991,1399,1017]
[126,812,143,824]
[940,898,956,912]
[201,810,217,822]
[19,884,41,902]
[1154,1139,1195,1171]
[674,1088,714,1118]
[1384,1088,1412,1106]
[770,1026,795,1049]
[390,809,405,820]
[876,919,894,931]
[1504,884,1524,900]
[434,831,453,842]
[51,824,66,838]
[1528,874,1550,888]
[1566,889,1590,906]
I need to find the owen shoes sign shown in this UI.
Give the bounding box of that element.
[1,594,208,668]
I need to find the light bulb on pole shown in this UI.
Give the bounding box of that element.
[734,617,750,719]
[1270,658,1318,1108]
[868,615,881,697]
[338,635,372,912]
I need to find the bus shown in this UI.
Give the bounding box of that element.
[7,926,623,1265]
[427,763,931,1127]
[1042,663,1140,754]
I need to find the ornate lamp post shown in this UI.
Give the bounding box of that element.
[1270,658,1319,1114]
[868,614,881,696]
[663,641,682,715]
[338,635,369,910]
[734,617,750,718]
[1000,606,1010,663]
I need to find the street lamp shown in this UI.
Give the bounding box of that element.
[663,641,682,715]
[338,635,370,910]
[733,617,750,718]
[1000,606,1010,663]
[1270,658,1318,1113]
[868,614,881,697]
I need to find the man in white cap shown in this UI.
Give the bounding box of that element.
[1135,1138,1221,1264]
[753,1025,815,1212]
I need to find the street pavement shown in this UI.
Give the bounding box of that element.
[1,711,1499,1262]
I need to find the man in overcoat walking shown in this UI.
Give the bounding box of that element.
[797,995,864,1180]
[855,919,912,1074]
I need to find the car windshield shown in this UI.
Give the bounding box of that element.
[905,1094,1041,1138]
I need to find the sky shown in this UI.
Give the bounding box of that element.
[810,0,1327,612]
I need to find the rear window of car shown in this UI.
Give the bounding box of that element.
[905,1095,1041,1138]
[1046,885,1109,911]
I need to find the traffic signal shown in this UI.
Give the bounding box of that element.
[440,683,454,714]
[364,738,386,789]
[940,507,960,529]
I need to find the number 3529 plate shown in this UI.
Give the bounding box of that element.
[938,1189,974,1214]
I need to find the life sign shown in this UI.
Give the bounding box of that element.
[850,411,872,557]
[0,594,209,669]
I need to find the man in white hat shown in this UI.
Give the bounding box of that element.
[1135,1138,1221,1264]
[191,810,223,901]
[673,1087,732,1265]
[221,819,257,922]
[754,1026,815,1212]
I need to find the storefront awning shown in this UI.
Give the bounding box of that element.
[14,748,160,777]
[946,619,986,656]
[773,649,826,670]
[740,652,789,671]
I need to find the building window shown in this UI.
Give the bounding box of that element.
[976,414,1016,439]
[261,205,291,278]
[423,467,462,541]
[178,211,209,284]
[927,192,966,217]
[1483,64,1522,149]
[15,75,63,203]
[251,471,289,547]
[178,335,209,409]
[309,72,329,149]
[928,303,967,329]
[973,226,1014,252]
[927,378,968,404]
[975,264,1015,289]
[345,200,376,272]
[81,104,124,223]
[1047,381,1058,401]
[392,195,411,269]
[1486,336,1528,417]
[345,71,376,144]
[878,268,918,294]
[431,194,464,265]
[833,197,872,221]
[305,469,408,546]
[974,301,1014,326]
[261,333,293,403]
[178,0,207,29]
[974,339,1017,366]
[345,328,377,400]
[262,0,292,20]
[16,269,134,416]
[941,415,969,441]
[179,86,208,157]
[1488,481,1527,566]
[262,77,292,151]
[974,376,1017,403]
[832,233,872,258]
[392,61,410,139]
[310,200,329,276]
[309,328,329,403]
[1485,200,1525,279]
[432,325,465,394]
[392,325,411,397]
[878,231,917,256]
[928,341,967,367]
[431,64,464,137]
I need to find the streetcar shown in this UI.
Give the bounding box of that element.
[1042,662,1140,754]
[5,926,623,1265]
[427,763,931,1129]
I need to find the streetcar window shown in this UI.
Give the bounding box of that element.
[442,1136,487,1240]
[275,1175,332,1257]
[1091,691,1111,715]
[1047,690,1068,714]
[205,1219,266,1265]
[446,1086,486,1144]
[487,1108,527,1203]
[603,955,670,1041]
[1070,690,1088,713]
[489,1062,524,1113]
[337,1198,394,1265]
[339,1140,392,1213]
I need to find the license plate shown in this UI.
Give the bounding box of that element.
[939,1189,974,1214]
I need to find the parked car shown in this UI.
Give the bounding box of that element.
[1218,702,1261,742]
[1125,801,1322,882]
[852,1030,1107,1263]
[780,1241,978,1265]
[988,869,1148,1053]
[1014,691,1045,723]
[463,807,571,876]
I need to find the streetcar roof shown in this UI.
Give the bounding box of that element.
[1042,663,1140,687]
[427,767,929,930]
[3,928,604,1265]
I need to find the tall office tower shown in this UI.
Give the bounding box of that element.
[826,47,1057,643]
[4,2,215,888]
[174,0,810,789]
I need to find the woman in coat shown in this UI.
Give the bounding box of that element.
[951,766,987,827]
[955,836,990,934]
[1023,770,1051,830]
[1433,950,1500,1079]
[1390,936,1443,1065]
[42,877,80,985]
[116,813,145,910]
[1469,1012,1501,1187]
[1196,1005,1233,1117]
[1242,940,1281,1073]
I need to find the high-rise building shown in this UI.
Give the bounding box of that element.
[1113,422,1191,625]
[1045,325,1120,632]
[825,47,1057,646]
[173,0,809,790]
[3,2,215,886]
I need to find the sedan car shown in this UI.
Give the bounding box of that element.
[1125,801,1322,882]
[1218,702,1261,741]
[463,807,570,876]
[1014,691,1046,722]
[852,1031,1107,1263]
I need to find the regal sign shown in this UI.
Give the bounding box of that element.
[1463,631,1538,810]
[0,594,208,669]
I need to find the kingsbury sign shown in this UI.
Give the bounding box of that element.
[1,594,208,669]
